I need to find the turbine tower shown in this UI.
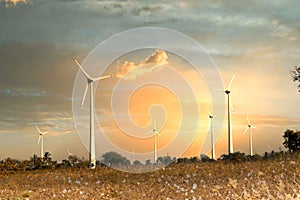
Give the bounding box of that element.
[243,115,256,156]
[224,73,236,154]
[146,120,161,163]
[35,126,48,158]
[72,56,114,169]
[205,106,216,160]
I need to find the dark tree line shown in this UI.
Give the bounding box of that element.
[1,128,300,171]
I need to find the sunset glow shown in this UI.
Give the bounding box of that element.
[0,1,299,162]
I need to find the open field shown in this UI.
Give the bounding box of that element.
[1,153,300,200]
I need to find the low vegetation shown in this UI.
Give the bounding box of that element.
[1,151,300,199]
[0,129,300,199]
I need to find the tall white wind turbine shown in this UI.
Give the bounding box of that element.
[72,56,115,169]
[35,126,48,158]
[146,120,161,164]
[205,106,216,160]
[243,115,256,156]
[225,73,236,155]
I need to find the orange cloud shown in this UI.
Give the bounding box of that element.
[118,61,135,75]
[4,0,30,7]
[143,50,169,65]
[116,50,169,78]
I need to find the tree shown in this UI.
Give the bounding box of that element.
[283,129,300,152]
[133,160,142,166]
[145,159,151,165]
[102,151,130,167]
[291,66,300,91]
[68,155,80,166]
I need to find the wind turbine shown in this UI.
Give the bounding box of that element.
[205,106,216,160]
[216,73,236,155]
[35,126,48,158]
[146,120,161,164]
[72,56,115,169]
[67,149,73,157]
[243,115,256,156]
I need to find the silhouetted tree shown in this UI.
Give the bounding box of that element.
[283,129,300,152]
[157,156,174,165]
[133,160,142,166]
[177,157,190,163]
[29,154,42,169]
[102,151,130,167]
[219,152,248,162]
[291,66,300,91]
[190,156,200,163]
[145,159,151,165]
[200,154,210,162]
[68,155,80,166]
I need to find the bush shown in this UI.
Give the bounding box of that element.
[283,129,300,152]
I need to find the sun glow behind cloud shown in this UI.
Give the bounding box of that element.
[93,49,300,159]
[3,0,30,7]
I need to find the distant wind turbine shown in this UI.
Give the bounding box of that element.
[67,149,73,157]
[72,56,115,169]
[146,120,161,163]
[267,145,273,152]
[205,106,216,160]
[35,126,48,158]
[243,115,257,156]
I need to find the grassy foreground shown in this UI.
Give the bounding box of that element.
[1,153,300,200]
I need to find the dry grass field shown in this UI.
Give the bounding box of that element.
[1,153,300,200]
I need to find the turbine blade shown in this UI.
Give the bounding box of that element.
[93,74,114,81]
[211,89,225,92]
[267,145,272,151]
[252,126,257,129]
[247,115,250,125]
[205,106,211,116]
[208,119,212,130]
[81,84,88,109]
[37,136,41,145]
[72,56,92,80]
[228,73,236,90]
[35,126,42,134]
[243,127,248,134]
[145,130,153,135]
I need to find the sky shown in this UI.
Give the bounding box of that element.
[0,0,300,162]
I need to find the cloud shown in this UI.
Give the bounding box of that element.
[131,5,165,16]
[118,61,135,75]
[0,88,48,97]
[269,20,298,41]
[143,50,169,65]
[116,50,169,80]
[1,0,31,7]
